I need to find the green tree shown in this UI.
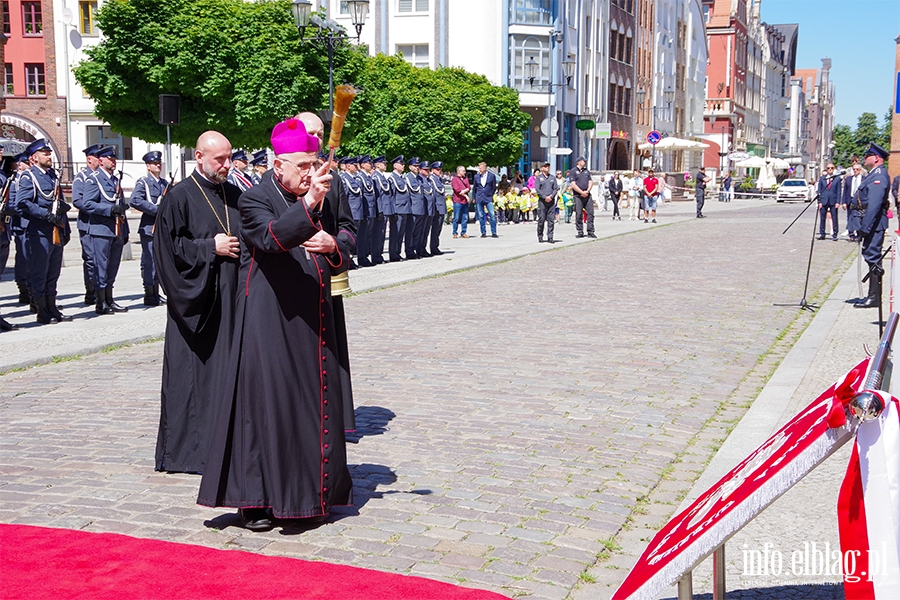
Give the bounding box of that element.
[342,54,530,166]
[831,123,856,167]
[74,0,366,148]
[853,112,880,150]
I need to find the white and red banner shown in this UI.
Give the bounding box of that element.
[838,391,900,599]
[612,360,870,600]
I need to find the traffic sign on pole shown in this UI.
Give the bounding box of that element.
[647,130,661,145]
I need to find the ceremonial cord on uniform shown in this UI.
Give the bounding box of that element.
[191,173,231,236]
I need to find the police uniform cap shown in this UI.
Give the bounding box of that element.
[96,146,119,159]
[391,155,405,165]
[25,138,52,156]
[231,150,249,163]
[431,161,443,169]
[142,151,162,163]
[345,156,359,166]
[14,153,28,164]
[250,150,268,166]
[359,154,372,164]
[419,161,431,169]
[408,157,420,167]
[864,143,888,160]
[82,144,102,157]
[373,155,387,164]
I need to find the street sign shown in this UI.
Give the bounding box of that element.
[595,123,612,139]
[540,118,559,137]
[728,151,750,162]
[647,130,661,145]
[539,136,559,149]
[549,148,573,155]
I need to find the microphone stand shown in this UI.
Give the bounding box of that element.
[775,192,821,311]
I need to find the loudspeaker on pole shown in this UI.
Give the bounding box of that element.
[159,95,180,125]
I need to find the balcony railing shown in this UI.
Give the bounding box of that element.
[705,98,734,117]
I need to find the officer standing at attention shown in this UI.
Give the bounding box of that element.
[12,139,72,324]
[854,143,891,309]
[428,162,447,255]
[227,150,254,192]
[9,153,32,307]
[816,163,841,241]
[371,155,391,264]
[72,144,102,305]
[406,157,426,259]
[388,156,410,262]
[78,146,129,315]
[249,150,268,186]
[417,160,434,258]
[356,155,377,267]
[129,151,168,306]
[0,150,15,331]
[339,156,365,268]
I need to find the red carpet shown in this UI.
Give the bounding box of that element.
[0,524,510,599]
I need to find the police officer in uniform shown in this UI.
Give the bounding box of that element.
[357,155,377,267]
[406,157,426,259]
[78,146,129,315]
[249,150,268,186]
[0,150,16,331]
[10,153,32,307]
[417,160,434,258]
[12,139,72,325]
[72,144,102,304]
[227,150,254,192]
[388,156,410,262]
[129,151,168,306]
[339,156,365,268]
[429,162,447,255]
[371,155,391,264]
[855,143,891,309]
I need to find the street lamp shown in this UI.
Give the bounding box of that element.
[637,85,674,169]
[291,0,369,113]
[525,56,575,162]
[710,115,728,176]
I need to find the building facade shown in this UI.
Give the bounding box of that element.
[2,0,68,166]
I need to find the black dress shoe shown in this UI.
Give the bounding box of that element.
[239,508,274,532]
[538,238,545,243]
[491,234,499,238]
[420,251,432,258]
[855,297,879,309]
[0,317,18,332]
[547,239,556,244]
[481,234,487,238]
[430,250,443,256]
[358,260,374,267]
[587,233,597,238]
[816,235,825,240]
[575,234,585,238]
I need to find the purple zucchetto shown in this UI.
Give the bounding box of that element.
[271,118,320,155]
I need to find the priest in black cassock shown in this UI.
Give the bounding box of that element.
[153,131,242,473]
[198,118,353,532]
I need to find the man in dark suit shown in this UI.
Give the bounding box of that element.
[473,161,497,238]
[816,163,841,241]
[842,163,865,242]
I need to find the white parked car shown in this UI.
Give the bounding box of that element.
[776,179,811,202]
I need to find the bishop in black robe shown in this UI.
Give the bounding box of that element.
[199,120,353,523]
[152,168,241,473]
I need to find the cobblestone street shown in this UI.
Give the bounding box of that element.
[0,203,857,599]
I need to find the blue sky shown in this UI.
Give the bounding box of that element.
[760,0,900,128]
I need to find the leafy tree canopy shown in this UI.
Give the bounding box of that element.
[74,0,365,148]
[342,54,530,166]
[74,1,530,165]
[832,109,892,168]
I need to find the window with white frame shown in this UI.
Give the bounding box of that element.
[509,34,549,91]
[338,1,348,14]
[25,63,45,96]
[86,125,134,160]
[398,0,428,13]
[510,0,551,25]
[396,44,429,68]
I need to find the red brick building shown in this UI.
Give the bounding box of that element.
[1,0,67,164]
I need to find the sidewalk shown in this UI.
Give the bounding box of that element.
[1,196,755,373]
[577,240,883,599]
